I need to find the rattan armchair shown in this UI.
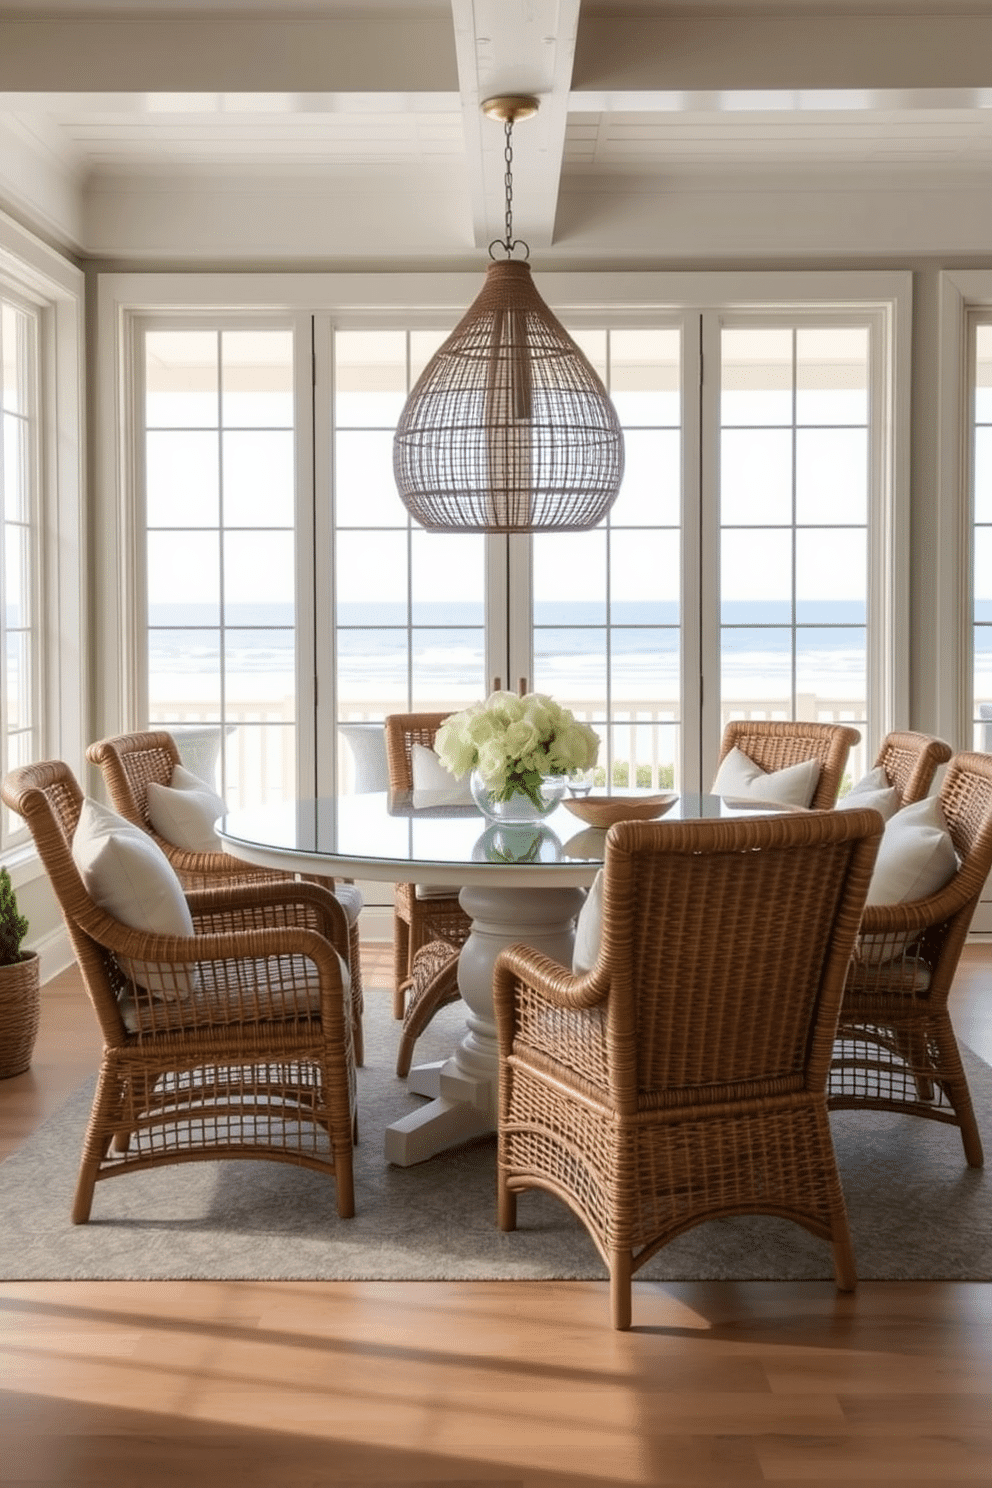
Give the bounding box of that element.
[716,719,861,810]
[829,750,992,1167]
[383,712,472,1019]
[494,808,883,1330]
[1,760,357,1224]
[86,730,364,1064]
[872,730,952,806]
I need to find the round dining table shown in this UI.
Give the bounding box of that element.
[218,788,795,1166]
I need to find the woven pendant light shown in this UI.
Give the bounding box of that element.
[393,98,625,534]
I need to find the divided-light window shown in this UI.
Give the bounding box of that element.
[1,295,40,851]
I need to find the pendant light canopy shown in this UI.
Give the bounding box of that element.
[393,96,625,534]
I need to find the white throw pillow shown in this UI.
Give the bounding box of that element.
[712,745,820,808]
[858,794,958,966]
[72,797,196,998]
[572,869,604,974]
[411,745,473,895]
[866,794,958,908]
[411,742,473,809]
[836,765,899,822]
[147,764,227,852]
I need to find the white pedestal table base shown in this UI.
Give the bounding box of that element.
[383,883,585,1167]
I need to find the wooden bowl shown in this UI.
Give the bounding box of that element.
[562,793,677,828]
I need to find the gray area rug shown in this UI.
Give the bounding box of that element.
[1,989,989,1282]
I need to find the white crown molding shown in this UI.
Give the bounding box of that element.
[0,113,84,253]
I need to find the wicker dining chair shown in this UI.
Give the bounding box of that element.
[493,807,884,1330]
[715,719,861,810]
[86,730,365,1064]
[1,759,358,1223]
[829,749,992,1167]
[394,938,462,1078]
[383,712,472,1019]
[872,730,952,806]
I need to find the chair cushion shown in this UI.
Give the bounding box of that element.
[712,745,820,807]
[147,764,227,852]
[836,765,899,821]
[411,742,473,808]
[572,869,604,974]
[71,798,196,998]
[332,880,364,927]
[118,949,351,1033]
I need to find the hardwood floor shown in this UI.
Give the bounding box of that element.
[1,942,990,1487]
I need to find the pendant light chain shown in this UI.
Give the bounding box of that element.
[491,115,529,261]
[503,117,515,255]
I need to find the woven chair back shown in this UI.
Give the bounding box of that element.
[914,752,992,983]
[597,809,882,1104]
[383,712,452,793]
[86,730,182,833]
[1,760,131,1040]
[873,730,952,806]
[717,719,861,810]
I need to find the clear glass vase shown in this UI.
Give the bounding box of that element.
[470,768,567,824]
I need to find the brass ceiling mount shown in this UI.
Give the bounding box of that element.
[480,95,540,126]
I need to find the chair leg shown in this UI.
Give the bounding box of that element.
[393,917,410,1020]
[830,1222,858,1292]
[347,920,364,1067]
[71,1157,101,1224]
[497,1177,517,1232]
[931,1015,985,1168]
[610,1250,633,1330]
[960,1108,985,1169]
[72,1066,126,1223]
[335,1143,355,1219]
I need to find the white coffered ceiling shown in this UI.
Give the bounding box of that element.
[2,0,992,262]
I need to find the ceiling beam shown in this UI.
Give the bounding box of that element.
[451,0,578,252]
[0,15,459,92]
[572,13,992,95]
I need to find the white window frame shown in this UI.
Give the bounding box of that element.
[936,270,992,748]
[0,209,85,883]
[700,301,901,787]
[97,269,910,791]
[129,312,315,801]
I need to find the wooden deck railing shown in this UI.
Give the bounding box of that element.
[156,693,867,805]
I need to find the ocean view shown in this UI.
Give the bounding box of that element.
[147,599,870,710]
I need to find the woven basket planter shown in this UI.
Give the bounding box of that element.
[0,951,40,1079]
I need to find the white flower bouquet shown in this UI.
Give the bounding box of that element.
[435,690,600,810]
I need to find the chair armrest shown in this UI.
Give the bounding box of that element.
[185,879,350,962]
[493,943,610,1090]
[494,942,607,1015]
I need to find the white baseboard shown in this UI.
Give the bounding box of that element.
[358,905,393,943]
[36,925,74,984]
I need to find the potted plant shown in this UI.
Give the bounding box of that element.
[0,866,40,1078]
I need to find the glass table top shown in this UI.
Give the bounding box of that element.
[218,790,799,886]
